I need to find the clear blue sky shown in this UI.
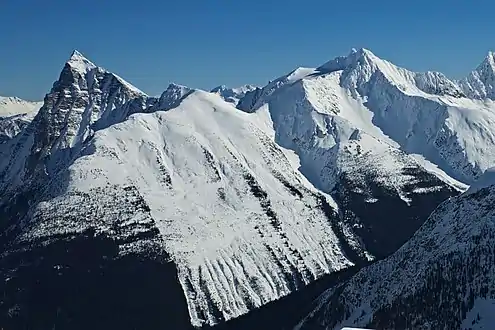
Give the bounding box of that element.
[1,0,494,100]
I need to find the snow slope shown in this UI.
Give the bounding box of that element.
[244,69,459,258]
[0,96,42,117]
[296,181,495,330]
[6,89,357,327]
[0,96,42,143]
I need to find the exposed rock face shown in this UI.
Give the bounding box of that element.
[0,113,34,144]
[27,51,148,176]
[155,83,193,110]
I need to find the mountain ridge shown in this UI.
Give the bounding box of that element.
[239,47,495,184]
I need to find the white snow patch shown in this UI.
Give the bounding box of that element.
[0,96,42,117]
[67,50,97,73]
[410,154,469,192]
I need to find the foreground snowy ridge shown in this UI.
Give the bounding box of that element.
[296,171,495,330]
[1,48,495,328]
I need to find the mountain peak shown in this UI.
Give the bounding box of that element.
[317,47,378,73]
[67,49,96,73]
[70,49,84,58]
[155,83,193,110]
[345,47,378,64]
[349,47,373,56]
[459,50,495,99]
[166,82,190,91]
[210,84,257,105]
[481,50,495,69]
[162,83,192,98]
[468,50,495,77]
[211,85,228,92]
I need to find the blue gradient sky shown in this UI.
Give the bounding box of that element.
[1,0,494,100]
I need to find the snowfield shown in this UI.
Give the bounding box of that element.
[0,96,42,117]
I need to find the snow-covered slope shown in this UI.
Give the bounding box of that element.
[19,90,362,327]
[239,48,495,185]
[0,97,42,143]
[0,62,357,326]
[459,51,495,100]
[296,176,495,330]
[0,96,42,117]
[211,84,257,105]
[245,69,460,258]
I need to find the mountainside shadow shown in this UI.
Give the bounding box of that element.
[204,265,362,330]
[0,229,193,330]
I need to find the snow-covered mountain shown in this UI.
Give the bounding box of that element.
[0,96,42,117]
[0,50,152,200]
[1,52,354,328]
[459,51,495,100]
[1,48,495,329]
[211,84,257,105]
[295,171,495,330]
[0,96,42,143]
[239,48,495,185]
